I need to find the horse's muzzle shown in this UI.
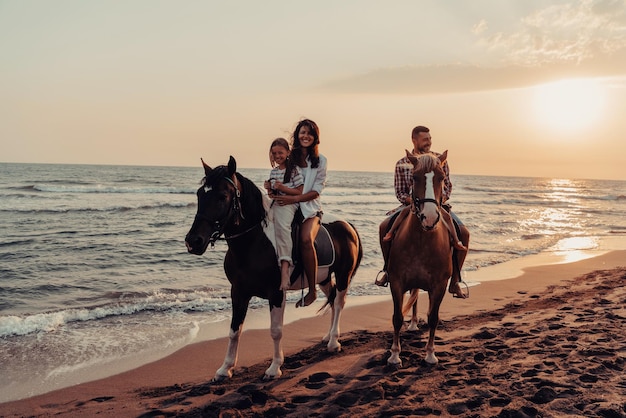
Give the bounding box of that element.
[185,235,207,255]
[419,210,441,231]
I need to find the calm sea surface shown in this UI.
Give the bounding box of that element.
[1,162,625,401]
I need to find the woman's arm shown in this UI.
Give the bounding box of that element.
[276,189,317,204]
[274,183,303,196]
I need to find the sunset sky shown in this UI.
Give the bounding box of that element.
[2,0,626,180]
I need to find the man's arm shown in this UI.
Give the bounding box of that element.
[394,158,412,205]
[442,161,452,202]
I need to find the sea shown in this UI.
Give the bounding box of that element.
[1,162,625,402]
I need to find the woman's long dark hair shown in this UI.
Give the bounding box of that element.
[290,119,320,169]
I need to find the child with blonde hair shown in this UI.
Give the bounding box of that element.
[264,138,304,291]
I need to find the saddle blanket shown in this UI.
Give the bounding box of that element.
[262,193,336,283]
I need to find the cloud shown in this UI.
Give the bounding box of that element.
[321,0,626,95]
[320,56,626,95]
[472,19,488,35]
[482,0,626,67]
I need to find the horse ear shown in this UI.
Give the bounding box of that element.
[228,156,237,175]
[201,158,212,176]
[439,150,448,165]
[406,149,417,166]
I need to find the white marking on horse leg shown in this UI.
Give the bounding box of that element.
[406,290,420,331]
[215,326,241,380]
[424,296,440,365]
[389,338,402,366]
[319,280,333,343]
[264,299,285,379]
[388,299,404,366]
[326,289,346,352]
[425,329,439,364]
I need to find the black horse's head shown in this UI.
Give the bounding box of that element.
[185,156,240,255]
[185,156,265,255]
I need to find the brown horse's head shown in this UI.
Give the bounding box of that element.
[406,150,447,231]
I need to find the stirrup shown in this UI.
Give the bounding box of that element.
[452,279,469,299]
[374,270,388,287]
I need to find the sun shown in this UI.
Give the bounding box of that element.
[532,78,607,134]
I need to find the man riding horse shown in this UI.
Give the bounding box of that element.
[376,125,470,299]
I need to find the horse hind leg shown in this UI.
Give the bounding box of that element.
[317,274,342,352]
[325,287,347,352]
[263,295,286,379]
[407,289,419,331]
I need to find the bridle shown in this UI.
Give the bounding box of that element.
[410,170,442,231]
[194,175,253,247]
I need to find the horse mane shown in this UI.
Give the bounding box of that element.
[235,172,267,226]
[414,153,443,174]
[201,165,267,227]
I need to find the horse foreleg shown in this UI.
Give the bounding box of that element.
[325,288,346,352]
[214,295,249,381]
[214,324,242,381]
[264,295,286,379]
[424,291,444,365]
[388,289,404,366]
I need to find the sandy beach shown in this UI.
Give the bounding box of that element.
[1,250,625,417]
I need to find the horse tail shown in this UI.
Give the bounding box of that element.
[351,222,363,277]
[402,289,419,317]
[317,284,336,315]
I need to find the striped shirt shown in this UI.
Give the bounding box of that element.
[269,166,304,196]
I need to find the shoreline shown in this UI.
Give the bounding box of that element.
[1,248,625,416]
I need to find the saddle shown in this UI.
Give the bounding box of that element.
[289,209,335,284]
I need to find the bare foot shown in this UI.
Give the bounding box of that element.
[382,232,393,242]
[453,241,467,251]
[295,292,316,308]
[449,281,468,299]
[374,271,388,287]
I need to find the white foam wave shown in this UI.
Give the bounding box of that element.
[0,290,229,337]
[33,184,195,194]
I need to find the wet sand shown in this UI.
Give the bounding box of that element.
[1,250,625,417]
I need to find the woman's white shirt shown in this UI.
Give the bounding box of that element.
[299,154,327,220]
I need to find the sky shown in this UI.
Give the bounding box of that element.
[2,0,626,180]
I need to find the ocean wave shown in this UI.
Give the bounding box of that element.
[521,234,545,240]
[0,288,231,337]
[31,184,195,194]
[1,201,195,214]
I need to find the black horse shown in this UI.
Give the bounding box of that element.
[185,157,362,380]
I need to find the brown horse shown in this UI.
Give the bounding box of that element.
[185,157,362,381]
[383,151,453,366]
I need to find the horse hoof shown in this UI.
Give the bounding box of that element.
[263,371,282,381]
[327,343,342,353]
[424,353,439,365]
[387,355,402,367]
[407,322,419,332]
[211,374,228,383]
